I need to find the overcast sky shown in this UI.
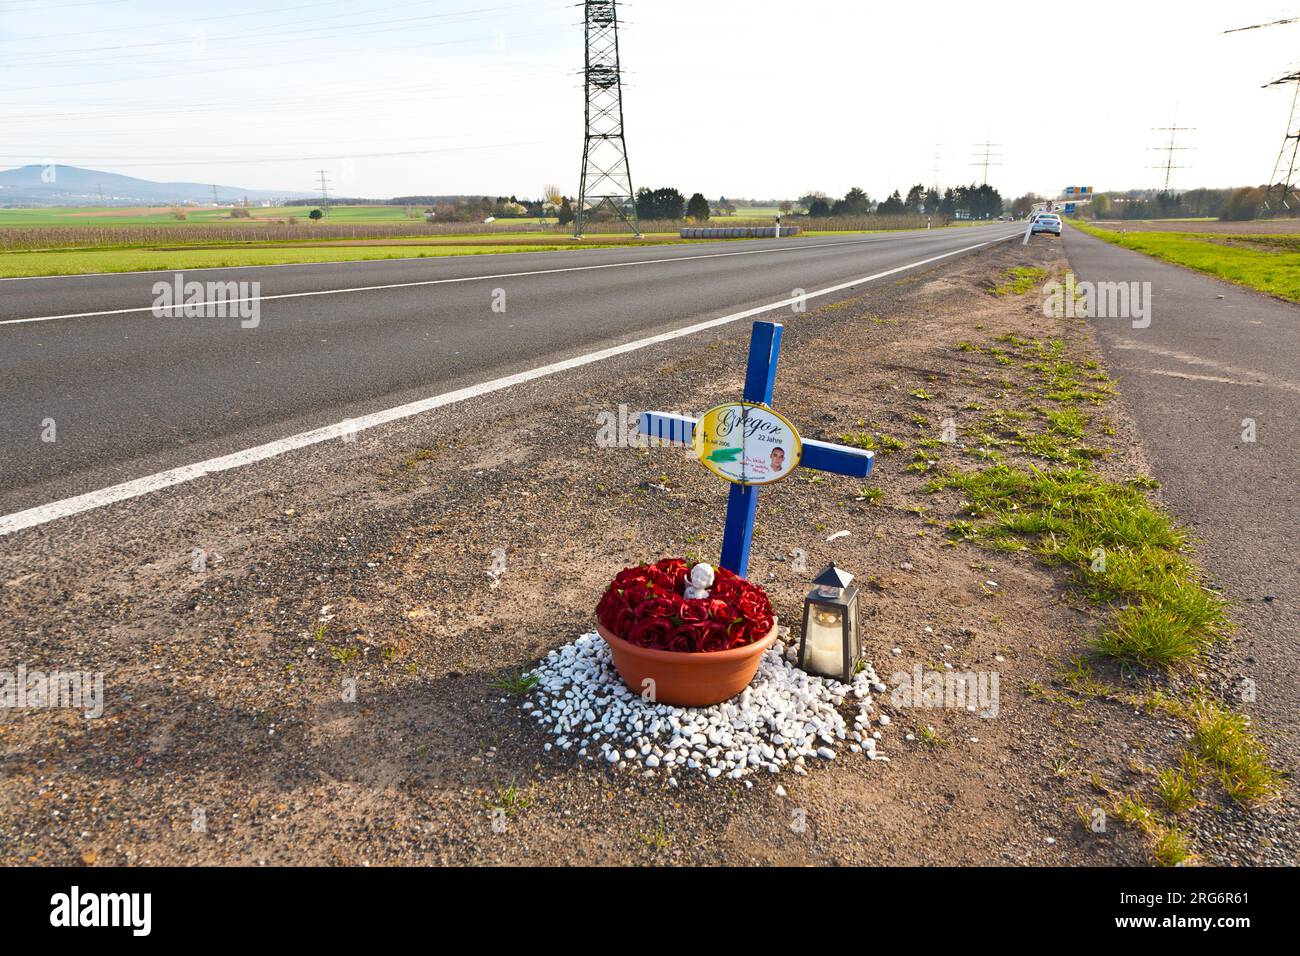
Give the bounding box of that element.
[4,0,1299,201]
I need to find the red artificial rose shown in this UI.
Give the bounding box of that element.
[596,589,630,630]
[704,598,734,621]
[613,605,638,637]
[636,596,678,620]
[699,621,730,652]
[669,622,705,652]
[646,566,674,590]
[628,616,673,649]
[678,599,709,624]
[655,558,689,589]
[712,578,741,601]
[737,590,767,623]
[622,582,653,608]
[612,567,649,590]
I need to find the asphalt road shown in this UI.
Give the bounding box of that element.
[1063,225,1300,778]
[0,224,1018,518]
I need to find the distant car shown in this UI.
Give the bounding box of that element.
[1031,213,1062,236]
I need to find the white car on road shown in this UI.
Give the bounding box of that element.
[1031,213,1062,236]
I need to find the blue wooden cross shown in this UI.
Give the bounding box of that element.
[639,320,875,578]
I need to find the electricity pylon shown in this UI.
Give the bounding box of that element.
[1262,75,1300,209]
[316,169,331,213]
[1149,125,1194,192]
[1225,15,1300,211]
[574,0,639,238]
[971,142,1002,186]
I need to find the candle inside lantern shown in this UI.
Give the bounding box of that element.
[797,563,861,683]
[804,603,844,676]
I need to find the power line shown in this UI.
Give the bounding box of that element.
[0,0,358,43]
[1224,15,1300,33]
[316,170,332,211]
[0,70,573,125]
[2,1,557,63]
[0,0,127,11]
[2,23,572,93]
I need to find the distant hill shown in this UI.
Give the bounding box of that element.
[0,165,315,207]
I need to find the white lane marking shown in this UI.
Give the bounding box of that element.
[0,230,1012,326]
[1132,367,1261,388]
[1111,337,1300,395]
[0,233,1016,536]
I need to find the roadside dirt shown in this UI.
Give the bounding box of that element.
[1,236,1288,865]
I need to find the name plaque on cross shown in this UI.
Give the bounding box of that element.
[639,320,875,578]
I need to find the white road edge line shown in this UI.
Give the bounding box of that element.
[1,231,999,326]
[0,232,1016,536]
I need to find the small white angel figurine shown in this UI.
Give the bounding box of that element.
[683,562,715,600]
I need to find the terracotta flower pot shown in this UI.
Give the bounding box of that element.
[596,619,779,708]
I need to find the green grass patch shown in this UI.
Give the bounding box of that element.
[488,783,534,816]
[926,464,1228,669]
[1180,696,1283,806]
[838,431,907,454]
[856,486,885,504]
[1154,765,1199,816]
[490,670,539,695]
[1109,794,1198,866]
[990,266,1048,296]
[1074,222,1300,303]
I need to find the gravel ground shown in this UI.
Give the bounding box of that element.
[0,237,1290,865]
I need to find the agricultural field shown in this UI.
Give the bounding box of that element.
[0,232,691,278]
[711,205,783,221]
[1087,218,1300,235]
[0,206,945,277]
[1074,220,1300,303]
[0,204,554,227]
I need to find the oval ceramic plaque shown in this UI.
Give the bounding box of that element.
[693,402,802,485]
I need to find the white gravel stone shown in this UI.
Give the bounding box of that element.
[522,633,889,781]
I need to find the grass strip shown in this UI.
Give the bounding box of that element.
[1072,221,1300,303]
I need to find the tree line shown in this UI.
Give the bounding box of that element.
[627,183,1007,221]
[1071,186,1300,222]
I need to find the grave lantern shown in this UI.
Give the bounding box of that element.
[797,563,861,682]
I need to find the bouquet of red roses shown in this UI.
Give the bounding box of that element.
[596,558,776,653]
